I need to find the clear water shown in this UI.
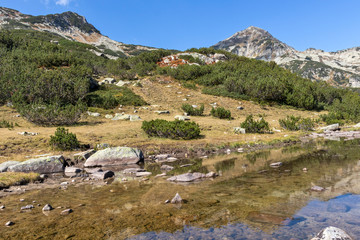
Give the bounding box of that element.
[1,140,360,239]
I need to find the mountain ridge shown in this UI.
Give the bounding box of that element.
[213,26,360,87]
[0,7,156,58]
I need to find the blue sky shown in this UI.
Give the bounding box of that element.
[1,0,360,52]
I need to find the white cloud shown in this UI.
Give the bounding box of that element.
[56,0,71,6]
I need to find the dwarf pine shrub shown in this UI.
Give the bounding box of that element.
[210,107,231,120]
[240,115,270,133]
[49,127,80,150]
[181,104,204,116]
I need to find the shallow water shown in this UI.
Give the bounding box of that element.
[1,140,360,239]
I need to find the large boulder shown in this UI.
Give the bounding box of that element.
[0,161,20,172]
[321,124,340,132]
[311,226,353,240]
[8,155,65,173]
[84,147,144,167]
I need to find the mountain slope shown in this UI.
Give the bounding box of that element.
[0,7,156,58]
[213,26,360,87]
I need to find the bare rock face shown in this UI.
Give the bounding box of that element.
[8,155,65,173]
[84,147,144,167]
[311,226,353,240]
[0,161,20,172]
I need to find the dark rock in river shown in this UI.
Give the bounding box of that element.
[246,211,287,225]
[311,226,353,240]
[84,147,144,167]
[8,155,65,173]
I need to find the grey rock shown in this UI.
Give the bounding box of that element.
[42,204,53,211]
[171,193,182,204]
[237,106,244,110]
[112,114,130,121]
[205,171,217,178]
[167,172,205,182]
[135,172,152,177]
[270,162,283,168]
[96,143,110,150]
[155,154,170,160]
[85,168,103,174]
[234,127,246,134]
[0,205,5,209]
[60,209,73,215]
[73,149,96,161]
[5,221,14,226]
[84,147,144,167]
[311,186,325,192]
[39,174,48,179]
[160,165,174,171]
[129,115,141,121]
[60,182,68,185]
[321,123,340,132]
[123,168,145,174]
[91,170,115,180]
[155,173,166,178]
[164,199,170,204]
[174,115,190,121]
[0,161,20,172]
[105,114,114,119]
[154,110,170,114]
[8,155,65,173]
[87,111,100,117]
[21,205,34,210]
[65,167,82,174]
[311,226,353,240]
[18,131,39,136]
[180,164,193,168]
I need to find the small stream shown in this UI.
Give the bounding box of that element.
[1,139,360,239]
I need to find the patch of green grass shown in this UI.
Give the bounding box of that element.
[0,172,39,189]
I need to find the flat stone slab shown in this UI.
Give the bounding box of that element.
[91,170,115,180]
[135,172,152,177]
[167,172,206,182]
[65,167,82,174]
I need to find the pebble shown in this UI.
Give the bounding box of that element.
[60,209,73,215]
[0,205,5,209]
[5,221,14,226]
[21,205,34,210]
[20,199,25,202]
[164,199,170,204]
[42,204,53,211]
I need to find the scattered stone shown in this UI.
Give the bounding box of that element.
[311,186,325,192]
[234,127,246,134]
[160,165,174,171]
[270,162,283,168]
[105,114,114,119]
[167,172,206,182]
[18,132,39,136]
[116,80,130,87]
[154,110,170,114]
[91,170,115,180]
[174,115,190,121]
[171,193,182,204]
[155,154,170,160]
[60,182,68,186]
[237,106,244,110]
[205,172,217,178]
[166,157,178,162]
[0,205,5,209]
[20,199,25,202]
[303,168,308,172]
[321,123,340,132]
[84,147,144,167]
[135,172,152,177]
[130,115,141,121]
[237,148,244,153]
[164,199,170,204]
[21,205,34,210]
[155,173,166,178]
[60,209,73,215]
[65,167,82,174]
[5,221,14,226]
[123,168,145,174]
[74,149,96,161]
[87,111,100,117]
[0,161,20,172]
[42,204,53,211]
[225,149,231,154]
[311,226,353,240]
[96,143,110,150]
[112,114,130,121]
[8,155,66,174]
[180,164,193,168]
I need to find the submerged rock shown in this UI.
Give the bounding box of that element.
[167,172,206,182]
[8,155,65,173]
[84,147,144,167]
[171,193,182,204]
[311,226,353,240]
[0,161,20,172]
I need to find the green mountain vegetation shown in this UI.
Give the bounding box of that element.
[1,29,360,126]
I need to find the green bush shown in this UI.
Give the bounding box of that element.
[181,104,204,116]
[0,120,15,129]
[49,127,80,150]
[279,115,314,131]
[240,115,270,133]
[141,119,200,140]
[210,107,231,119]
[320,112,344,125]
